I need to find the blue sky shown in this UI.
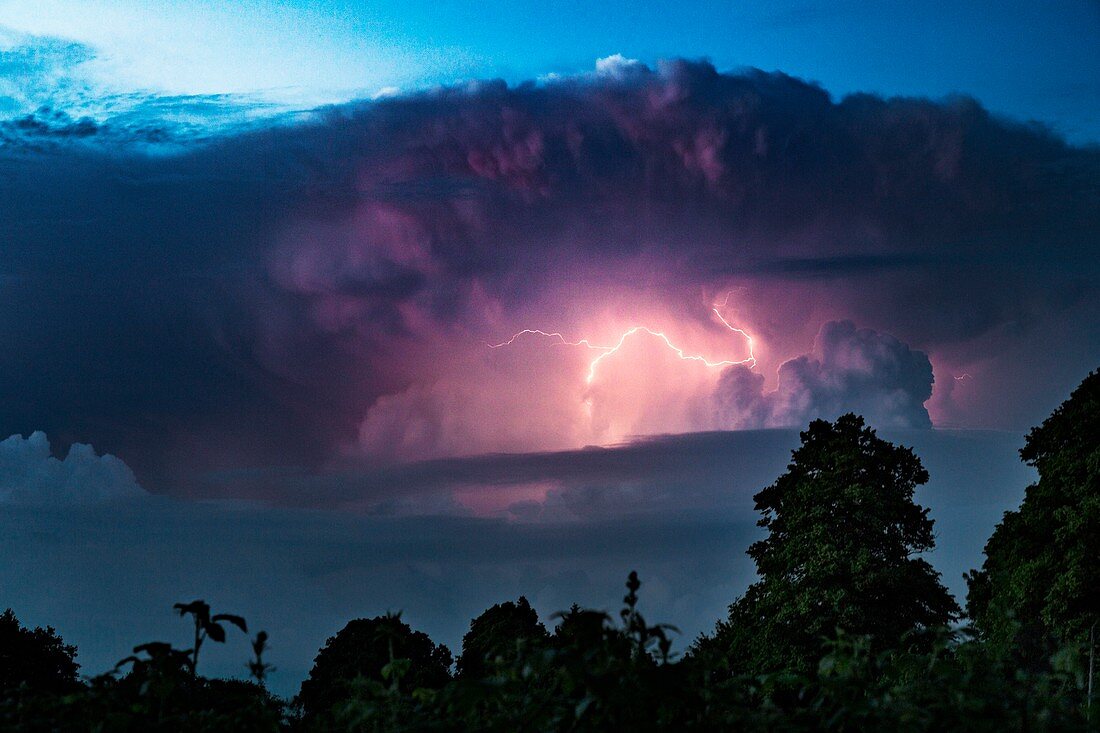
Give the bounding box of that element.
[2,0,1098,142]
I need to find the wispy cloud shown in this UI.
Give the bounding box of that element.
[0,26,324,146]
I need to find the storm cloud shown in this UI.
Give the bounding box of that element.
[0,51,1096,497]
[715,320,935,429]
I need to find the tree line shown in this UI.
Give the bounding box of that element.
[1,369,1097,731]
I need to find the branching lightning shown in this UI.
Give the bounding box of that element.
[485,329,608,351]
[487,299,756,385]
[711,307,757,368]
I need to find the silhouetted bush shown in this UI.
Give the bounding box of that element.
[0,606,281,732]
[297,612,453,725]
[0,609,79,696]
[456,596,548,679]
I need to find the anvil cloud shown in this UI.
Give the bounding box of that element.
[1,54,1096,497]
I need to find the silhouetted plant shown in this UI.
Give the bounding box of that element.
[620,570,678,663]
[113,640,196,723]
[967,368,1100,688]
[248,630,276,687]
[115,641,194,677]
[173,599,248,676]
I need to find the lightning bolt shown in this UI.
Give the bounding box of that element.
[711,307,757,369]
[486,329,608,351]
[487,302,756,385]
[954,373,974,381]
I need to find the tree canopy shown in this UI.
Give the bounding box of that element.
[706,413,959,675]
[457,596,548,679]
[966,369,1100,666]
[296,612,453,720]
[0,609,79,695]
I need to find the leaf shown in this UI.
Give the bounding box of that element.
[174,600,210,623]
[212,613,248,633]
[133,641,175,657]
[204,622,227,643]
[114,655,139,670]
[382,658,412,681]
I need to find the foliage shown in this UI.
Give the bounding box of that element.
[250,630,277,686]
[704,414,959,676]
[296,612,453,723]
[0,608,80,696]
[321,572,689,732]
[103,641,283,732]
[456,596,548,679]
[0,608,282,732]
[173,599,249,675]
[966,369,1100,671]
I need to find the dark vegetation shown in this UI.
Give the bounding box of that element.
[0,369,1096,731]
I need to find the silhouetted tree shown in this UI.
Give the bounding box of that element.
[704,414,959,676]
[0,609,79,695]
[457,596,549,678]
[966,369,1099,673]
[297,612,452,720]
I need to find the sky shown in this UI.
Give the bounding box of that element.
[1,1,1098,142]
[0,0,1097,696]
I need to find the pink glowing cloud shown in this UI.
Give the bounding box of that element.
[1,58,1094,493]
[487,299,757,386]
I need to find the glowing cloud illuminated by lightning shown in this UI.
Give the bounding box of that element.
[488,301,757,385]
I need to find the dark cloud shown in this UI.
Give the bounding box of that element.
[0,58,1095,491]
[713,320,934,430]
[199,424,1020,526]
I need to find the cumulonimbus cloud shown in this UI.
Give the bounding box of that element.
[0,52,1095,494]
[715,320,934,430]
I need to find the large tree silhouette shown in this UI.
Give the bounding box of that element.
[706,414,959,675]
[966,369,1099,671]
